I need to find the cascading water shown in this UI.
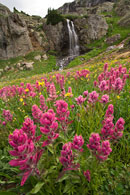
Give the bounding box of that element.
[67,19,79,57]
[58,19,80,70]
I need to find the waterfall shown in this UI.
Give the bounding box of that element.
[67,19,79,57]
[57,19,80,70]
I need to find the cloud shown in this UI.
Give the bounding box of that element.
[0,0,74,17]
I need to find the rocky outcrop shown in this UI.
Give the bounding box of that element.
[74,15,108,52]
[115,0,130,17]
[58,0,116,15]
[118,13,130,27]
[0,3,33,59]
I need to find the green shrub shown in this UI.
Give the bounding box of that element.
[46,8,64,25]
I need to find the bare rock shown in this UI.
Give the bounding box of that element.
[42,54,48,60]
[34,55,41,61]
[106,34,121,45]
[0,3,33,59]
[118,13,130,27]
[24,62,34,70]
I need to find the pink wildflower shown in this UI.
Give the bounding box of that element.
[32,105,43,122]
[47,83,58,101]
[84,170,91,182]
[55,100,70,131]
[88,91,99,103]
[87,133,101,153]
[105,104,114,118]
[59,142,80,171]
[40,95,48,112]
[97,140,112,161]
[75,95,86,105]
[100,94,109,104]
[2,109,13,121]
[83,90,88,97]
[99,80,108,91]
[72,134,84,152]
[22,118,36,139]
[40,109,59,146]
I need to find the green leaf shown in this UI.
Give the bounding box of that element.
[30,181,45,194]
[63,183,73,194]
[57,174,70,183]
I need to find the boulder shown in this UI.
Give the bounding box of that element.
[4,66,10,71]
[34,55,41,61]
[24,62,34,70]
[87,14,108,40]
[106,34,121,45]
[16,61,34,70]
[42,54,48,60]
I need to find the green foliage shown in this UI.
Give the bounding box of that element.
[46,8,64,25]
[63,14,80,20]
[13,7,19,14]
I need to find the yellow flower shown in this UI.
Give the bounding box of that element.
[20,98,23,102]
[52,75,55,78]
[38,81,45,86]
[65,93,73,97]
[25,88,29,92]
[117,96,120,99]
[86,74,89,78]
[39,92,41,95]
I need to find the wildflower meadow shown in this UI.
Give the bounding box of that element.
[0,61,130,194]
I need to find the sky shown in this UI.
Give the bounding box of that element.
[0,0,74,17]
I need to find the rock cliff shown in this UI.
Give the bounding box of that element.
[0,3,33,59]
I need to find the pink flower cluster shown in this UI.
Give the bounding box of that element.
[88,91,99,103]
[9,118,43,186]
[94,64,129,93]
[84,170,91,182]
[47,83,58,101]
[0,109,13,126]
[2,109,13,122]
[100,94,109,104]
[101,104,125,140]
[40,95,48,112]
[60,135,84,171]
[55,100,70,131]
[87,133,112,161]
[75,95,86,105]
[40,109,59,146]
[56,73,65,90]
[76,69,90,79]
[32,105,43,122]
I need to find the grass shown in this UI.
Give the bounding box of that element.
[0,51,57,82]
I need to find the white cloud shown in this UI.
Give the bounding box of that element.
[0,0,74,17]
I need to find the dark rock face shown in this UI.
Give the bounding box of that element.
[43,20,69,56]
[0,4,33,59]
